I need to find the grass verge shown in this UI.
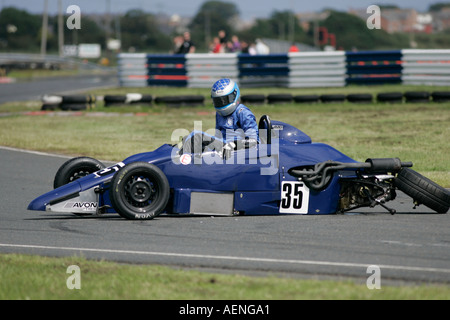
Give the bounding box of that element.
[1,253,449,300]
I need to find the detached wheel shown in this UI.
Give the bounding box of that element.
[395,168,450,213]
[54,157,106,189]
[110,162,170,220]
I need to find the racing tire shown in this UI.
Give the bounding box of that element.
[109,162,170,220]
[54,157,106,189]
[394,168,450,213]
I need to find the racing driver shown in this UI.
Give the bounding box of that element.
[181,78,259,155]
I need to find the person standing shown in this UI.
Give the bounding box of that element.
[177,31,196,54]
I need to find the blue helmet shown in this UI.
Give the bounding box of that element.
[211,78,240,116]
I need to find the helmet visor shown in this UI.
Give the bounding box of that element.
[213,90,237,109]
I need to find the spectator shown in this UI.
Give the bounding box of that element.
[248,42,257,55]
[288,43,299,52]
[210,37,223,53]
[255,39,270,55]
[230,35,241,53]
[172,36,183,54]
[177,31,195,54]
[240,41,249,54]
[218,30,227,46]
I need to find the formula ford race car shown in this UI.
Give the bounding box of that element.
[28,115,450,219]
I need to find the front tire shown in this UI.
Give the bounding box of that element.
[395,168,450,213]
[54,157,105,189]
[109,162,170,220]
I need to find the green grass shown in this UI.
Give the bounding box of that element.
[1,254,449,300]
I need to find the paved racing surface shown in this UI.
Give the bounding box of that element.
[0,146,449,285]
[0,73,118,104]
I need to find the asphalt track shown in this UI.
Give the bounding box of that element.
[0,73,118,104]
[0,146,449,285]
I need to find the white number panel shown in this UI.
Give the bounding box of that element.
[279,181,310,214]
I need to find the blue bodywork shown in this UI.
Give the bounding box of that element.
[28,120,357,216]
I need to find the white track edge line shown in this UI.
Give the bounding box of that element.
[1,243,449,274]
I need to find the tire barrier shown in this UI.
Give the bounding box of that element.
[376,92,403,103]
[293,95,320,103]
[41,94,62,111]
[404,91,430,103]
[61,94,96,111]
[103,93,153,107]
[432,91,450,103]
[241,94,266,104]
[154,95,204,107]
[267,94,293,104]
[320,94,346,103]
[347,94,373,103]
[40,90,450,111]
[118,50,450,88]
[41,94,95,111]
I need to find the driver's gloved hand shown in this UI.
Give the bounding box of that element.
[222,142,236,159]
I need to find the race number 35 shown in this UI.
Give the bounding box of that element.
[280,181,310,214]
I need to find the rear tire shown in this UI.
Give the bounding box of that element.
[394,168,450,213]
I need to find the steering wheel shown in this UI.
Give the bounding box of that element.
[258,115,272,145]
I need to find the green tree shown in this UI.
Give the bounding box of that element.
[239,10,307,44]
[0,7,41,51]
[120,9,171,52]
[188,1,240,51]
[429,3,450,11]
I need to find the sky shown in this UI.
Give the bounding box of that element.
[0,0,441,20]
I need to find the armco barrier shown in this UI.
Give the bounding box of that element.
[186,53,238,88]
[239,54,290,87]
[289,51,346,88]
[147,54,188,87]
[346,50,403,85]
[118,50,450,88]
[402,49,450,86]
[117,53,148,87]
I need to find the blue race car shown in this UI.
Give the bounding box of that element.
[28,115,450,219]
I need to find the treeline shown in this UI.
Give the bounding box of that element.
[0,2,449,54]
